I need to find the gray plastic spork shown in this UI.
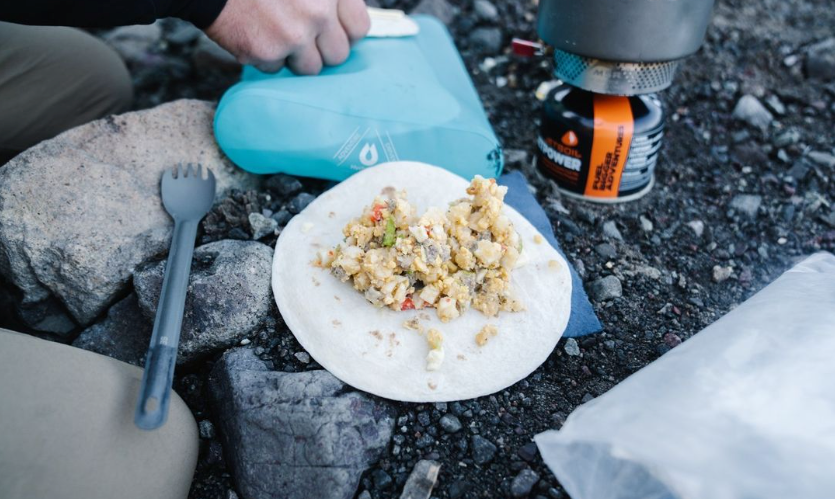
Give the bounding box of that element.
[135,163,216,430]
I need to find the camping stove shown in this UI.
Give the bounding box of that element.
[537,0,715,96]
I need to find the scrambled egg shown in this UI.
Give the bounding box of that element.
[320,176,525,323]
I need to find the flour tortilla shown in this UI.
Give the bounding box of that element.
[272,162,571,402]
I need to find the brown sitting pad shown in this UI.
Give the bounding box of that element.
[0,329,198,499]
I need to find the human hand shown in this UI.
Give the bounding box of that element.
[205,0,370,75]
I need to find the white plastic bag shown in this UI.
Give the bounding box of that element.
[536,252,835,499]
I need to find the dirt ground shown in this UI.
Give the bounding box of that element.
[2,0,833,497]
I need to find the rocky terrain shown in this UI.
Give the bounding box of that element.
[0,0,833,498]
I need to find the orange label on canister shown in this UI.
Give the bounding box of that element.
[584,95,634,198]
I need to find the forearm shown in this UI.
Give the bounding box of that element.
[0,0,227,29]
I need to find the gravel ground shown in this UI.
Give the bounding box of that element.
[3,0,833,497]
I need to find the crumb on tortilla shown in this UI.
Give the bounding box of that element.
[369,330,383,341]
[403,316,423,332]
[428,381,438,390]
[302,222,314,233]
[534,234,544,244]
[328,212,336,218]
[475,324,498,346]
[332,319,342,327]
[548,259,561,269]
[425,328,444,371]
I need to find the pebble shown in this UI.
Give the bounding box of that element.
[410,0,456,26]
[687,220,705,238]
[594,243,617,260]
[590,276,623,301]
[265,174,303,198]
[371,469,393,491]
[601,221,623,241]
[474,0,499,21]
[773,129,800,148]
[469,27,503,54]
[808,151,835,168]
[517,442,538,462]
[806,37,835,80]
[730,194,762,218]
[439,414,463,433]
[564,338,580,356]
[471,435,497,465]
[199,420,216,439]
[399,460,441,499]
[510,469,540,498]
[288,192,316,214]
[358,491,372,499]
[732,95,773,130]
[764,95,786,115]
[663,333,682,348]
[248,213,278,240]
[712,265,733,283]
[294,351,310,364]
[639,215,653,232]
[270,208,293,227]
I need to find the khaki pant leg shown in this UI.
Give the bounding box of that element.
[0,329,198,499]
[0,22,133,161]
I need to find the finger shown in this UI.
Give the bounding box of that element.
[337,0,371,43]
[254,58,287,74]
[316,19,351,66]
[287,43,324,75]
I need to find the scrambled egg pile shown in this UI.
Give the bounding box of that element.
[319,176,525,323]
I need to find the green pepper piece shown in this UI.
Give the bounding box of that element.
[382,217,396,247]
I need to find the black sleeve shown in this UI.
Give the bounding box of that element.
[0,0,228,29]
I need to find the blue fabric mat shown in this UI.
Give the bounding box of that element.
[499,171,602,338]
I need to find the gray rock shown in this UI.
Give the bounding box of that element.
[773,129,801,148]
[764,95,786,115]
[808,151,835,168]
[15,297,77,336]
[165,19,202,46]
[439,414,462,433]
[102,23,162,64]
[248,212,278,240]
[294,351,311,364]
[0,100,258,326]
[209,348,395,499]
[601,221,623,241]
[594,243,617,260]
[732,95,773,130]
[469,27,503,54]
[271,208,294,227]
[399,460,441,499]
[410,0,456,26]
[471,435,497,465]
[372,469,393,491]
[730,194,762,218]
[590,276,622,301]
[510,469,540,498]
[193,34,241,72]
[806,38,835,80]
[712,265,733,283]
[687,220,705,238]
[288,192,316,214]
[564,338,580,356]
[134,240,273,364]
[265,174,303,198]
[73,294,150,366]
[639,215,653,232]
[199,420,216,439]
[474,0,499,21]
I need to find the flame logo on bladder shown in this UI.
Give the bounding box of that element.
[561,131,579,147]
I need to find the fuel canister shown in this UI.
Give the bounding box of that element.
[536,84,664,203]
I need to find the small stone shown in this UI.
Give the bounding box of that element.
[808,151,835,169]
[358,492,372,499]
[227,490,240,499]
[511,469,540,498]
[248,212,278,240]
[764,95,786,115]
[193,34,240,72]
[581,393,595,403]
[439,414,462,433]
[712,265,733,283]
[102,23,163,64]
[473,0,499,21]
[471,435,497,465]
[639,215,653,232]
[288,192,316,214]
[730,194,762,218]
[265,174,303,198]
[399,460,441,499]
[199,420,216,439]
[294,351,311,364]
[469,27,503,54]
[773,129,801,148]
[594,243,617,260]
[517,442,538,462]
[371,469,393,491]
[601,221,623,241]
[590,276,622,301]
[687,220,705,237]
[663,333,682,348]
[732,95,773,130]
[564,338,580,356]
[806,38,835,80]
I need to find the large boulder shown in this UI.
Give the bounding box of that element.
[0,100,258,326]
[209,348,395,499]
[133,240,273,364]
